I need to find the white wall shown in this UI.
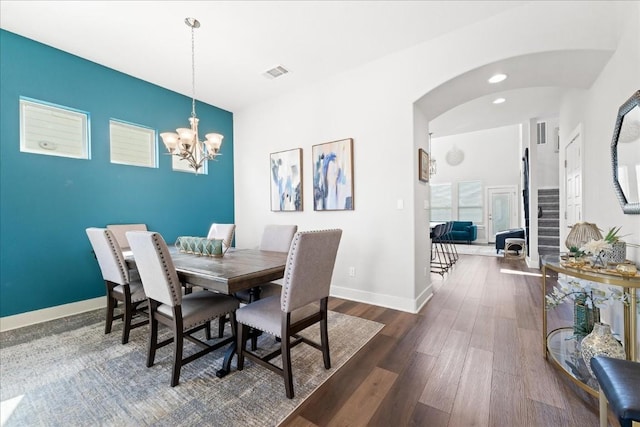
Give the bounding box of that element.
[430,125,522,242]
[559,5,640,356]
[537,118,560,189]
[234,2,631,313]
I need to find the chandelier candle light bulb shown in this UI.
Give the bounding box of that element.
[160,17,223,173]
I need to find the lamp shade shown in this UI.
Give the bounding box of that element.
[565,222,602,250]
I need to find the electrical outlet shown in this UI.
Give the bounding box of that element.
[349,267,356,277]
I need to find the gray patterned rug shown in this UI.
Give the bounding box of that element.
[0,309,383,426]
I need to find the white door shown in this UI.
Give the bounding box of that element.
[565,130,582,226]
[487,186,518,242]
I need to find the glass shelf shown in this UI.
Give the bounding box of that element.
[546,328,599,396]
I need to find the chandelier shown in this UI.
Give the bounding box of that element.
[428,132,437,176]
[160,18,223,173]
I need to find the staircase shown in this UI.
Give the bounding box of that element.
[538,188,560,256]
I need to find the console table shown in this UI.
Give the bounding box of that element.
[541,255,640,397]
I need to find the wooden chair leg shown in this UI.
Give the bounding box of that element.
[237,323,247,371]
[205,321,212,341]
[282,332,294,398]
[147,312,158,368]
[122,293,133,344]
[171,330,184,387]
[218,316,226,338]
[105,294,115,335]
[320,310,331,369]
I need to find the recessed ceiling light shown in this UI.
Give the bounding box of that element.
[493,98,506,104]
[488,73,507,84]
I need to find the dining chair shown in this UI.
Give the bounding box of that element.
[86,227,147,344]
[206,223,236,254]
[226,224,297,348]
[236,229,342,398]
[236,224,298,303]
[126,230,240,387]
[106,224,148,251]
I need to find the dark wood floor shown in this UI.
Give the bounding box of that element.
[280,254,604,427]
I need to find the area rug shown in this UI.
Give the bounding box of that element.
[454,243,501,257]
[0,310,383,426]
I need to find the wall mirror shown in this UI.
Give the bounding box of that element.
[611,90,640,214]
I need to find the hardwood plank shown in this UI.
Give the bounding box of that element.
[409,402,450,427]
[380,311,420,338]
[369,352,437,426]
[448,347,494,427]
[287,333,397,426]
[489,370,526,426]
[451,296,479,334]
[326,367,398,427]
[416,308,458,356]
[418,330,471,413]
[378,315,429,373]
[284,416,318,427]
[517,327,569,410]
[492,317,520,376]
[470,304,496,352]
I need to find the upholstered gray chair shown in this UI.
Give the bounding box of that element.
[126,230,240,387]
[106,224,148,251]
[230,224,297,347]
[206,223,236,254]
[236,224,298,303]
[86,227,147,344]
[236,229,342,398]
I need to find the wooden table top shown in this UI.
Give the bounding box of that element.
[126,248,287,294]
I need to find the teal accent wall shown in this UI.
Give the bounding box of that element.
[0,30,235,317]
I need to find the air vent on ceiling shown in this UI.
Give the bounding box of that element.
[537,122,547,145]
[263,65,289,79]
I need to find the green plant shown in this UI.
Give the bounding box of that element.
[603,226,628,244]
[601,226,639,247]
[568,246,586,257]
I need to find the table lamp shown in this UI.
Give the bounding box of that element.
[565,221,602,251]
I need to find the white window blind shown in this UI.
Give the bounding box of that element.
[109,120,157,168]
[430,183,452,221]
[20,97,90,159]
[458,180,483,223]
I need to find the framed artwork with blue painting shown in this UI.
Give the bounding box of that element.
[312,138,354,211]
[270,148,303,211]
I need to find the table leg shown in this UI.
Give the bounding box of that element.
[216,341,236,378]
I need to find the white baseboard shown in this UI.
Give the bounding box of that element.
[0,297,106,332]
[330,284,433,314]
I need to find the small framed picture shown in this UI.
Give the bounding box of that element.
[419,148,430,182]
[312,138,354,211]
[270,148,303,211]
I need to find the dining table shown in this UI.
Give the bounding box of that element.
[125,247,288,377]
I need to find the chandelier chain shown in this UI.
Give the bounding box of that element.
[191,23,197,119]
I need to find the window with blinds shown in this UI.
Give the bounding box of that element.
[430,183,452,221]
[458,180,483,223]
[109,120,157,168]
[19,97,90,159]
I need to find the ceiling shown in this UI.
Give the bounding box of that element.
[0,1,619,137]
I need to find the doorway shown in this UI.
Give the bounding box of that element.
[565,125,583,227]
[487,186,518,243]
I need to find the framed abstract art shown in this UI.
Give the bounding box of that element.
[312,138,354,211]
[270,148,303,211]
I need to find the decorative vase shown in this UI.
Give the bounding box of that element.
[573,294,600,338]
[580,322,626,378]
[602,241,627,265]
